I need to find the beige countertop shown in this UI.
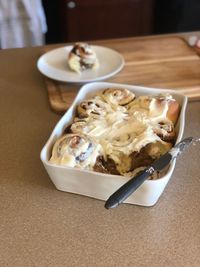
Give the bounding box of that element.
[0,36,200,267]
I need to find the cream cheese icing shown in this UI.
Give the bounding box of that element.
[50,89,178,176]
[50,134,102,170]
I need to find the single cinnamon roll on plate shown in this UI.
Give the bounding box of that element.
[68,42,99,73]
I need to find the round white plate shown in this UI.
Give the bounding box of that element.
[37,45,124,83]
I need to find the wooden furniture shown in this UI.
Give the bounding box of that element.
[59,0,155,42]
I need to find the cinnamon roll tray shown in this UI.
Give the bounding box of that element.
[40,82,187,206]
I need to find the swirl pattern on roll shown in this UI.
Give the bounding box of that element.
[102,88,135,106]
[50,133,102,170]
[153,120,176,143]
[77,97,111,118]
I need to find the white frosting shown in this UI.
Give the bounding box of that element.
[102,88,135,106]
[50,134,102,170]
[70,42,98,69]
[128,95,171,122]
[149,98,168,121]
[50,91,176,175]
[71,93,175,173]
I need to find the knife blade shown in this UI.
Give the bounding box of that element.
[105,137,194,209]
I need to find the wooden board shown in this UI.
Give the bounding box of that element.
[42,36,200,114]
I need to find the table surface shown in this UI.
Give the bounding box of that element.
[0,33,200,267]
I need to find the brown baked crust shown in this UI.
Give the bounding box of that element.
[93,156,109,174]
[93,156,120,175]
[153,121,176,143]
[130,146,154,171]
[166,100,180,124]
[64,124,73,134]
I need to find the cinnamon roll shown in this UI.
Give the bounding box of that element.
[70,118,89,134]
[166,98,180,124]
[145,141,172,159]
[68,42,99,73]
[153,120,176,143]
[50,133,103,170]
[112,132,134,147]
[102,88,135,106]
[128,94,180,124]
[77,97,110,118]
[149,95,180,123]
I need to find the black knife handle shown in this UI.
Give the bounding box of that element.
[105,166,154,209]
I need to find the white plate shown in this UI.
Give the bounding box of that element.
[37,45,124,83]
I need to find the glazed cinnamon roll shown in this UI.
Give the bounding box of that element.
[50,133,103,170]
[77,97,110,118]
[149,95,180,123]
[112,133,134,147]
[69,118,89,134]
[153,120,176,143]
[128,94,180,123]
[68,42,99,73]
[127,95,150,111]
[102,88,135,106]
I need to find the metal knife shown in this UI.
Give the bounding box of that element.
[105,137,194,209]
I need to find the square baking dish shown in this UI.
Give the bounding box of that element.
[40,82,187,206]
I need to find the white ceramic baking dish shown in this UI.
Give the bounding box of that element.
[40,82,187,206]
